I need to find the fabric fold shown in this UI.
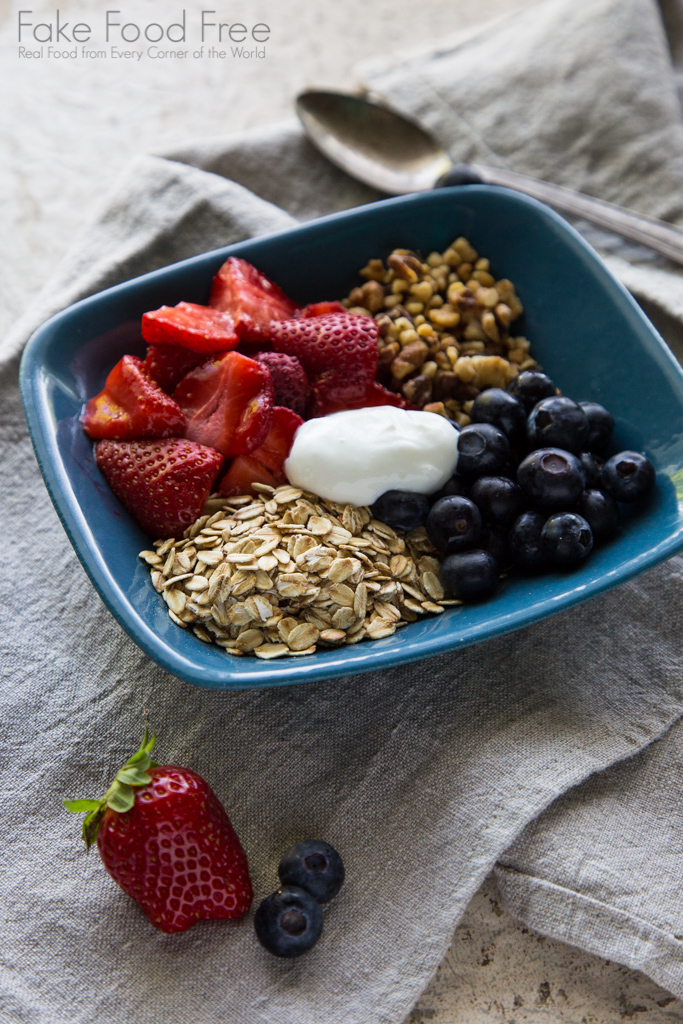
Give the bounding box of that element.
[495,714,683,999]
[1,153,295,365]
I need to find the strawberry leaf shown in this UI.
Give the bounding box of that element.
[63,799,101,812]
[127,750,151,770]
[117,767,152,787]
[64,729,159,849]
[127,730,158,770]
[83,806,105,850]
[106,781,135,814]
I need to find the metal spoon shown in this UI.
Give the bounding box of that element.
[296,89,683,267]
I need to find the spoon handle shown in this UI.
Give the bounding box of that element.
[472,163,683,267]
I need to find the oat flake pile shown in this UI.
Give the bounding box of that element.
[141,485,453,658]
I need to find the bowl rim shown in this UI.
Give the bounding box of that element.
[19,185,683,689]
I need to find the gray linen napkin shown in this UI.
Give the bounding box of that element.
[4,2,683,1023]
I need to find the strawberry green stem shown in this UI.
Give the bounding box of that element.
[63,728,159,849]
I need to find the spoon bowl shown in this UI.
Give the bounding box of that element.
[296,89,451,195]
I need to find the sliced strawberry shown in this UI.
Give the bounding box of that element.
[251,406,303,472]
[209,257,299,344]
[143,344,208,394]
[253,352,310,417]
[311,380,414,417]
[173,351,273,457]
[95,438,224,538]
[270,311,379,410]
[219,455,282,497]
[270,312,377,380]
[219,406,303,497]
[81,355,185,440]
[300,300,347,318]
[362,381,415,408]
[141,302,238,354]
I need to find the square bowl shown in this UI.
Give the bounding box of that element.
[19,187,683,689]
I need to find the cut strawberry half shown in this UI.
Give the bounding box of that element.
[173,351,274,457]
[95,438,224,538]
[251,406,303,472]
[270,311,379,411]
[143,344,208,395]
[311,380,414,417]
[300,300,347,318]
[141,302,238,354]
[209,257,299,344]
[270,312,378,381]
[219,455,282,497]
[81,355,185,440]
[219,406,303,497]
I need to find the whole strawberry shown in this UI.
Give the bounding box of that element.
[64,731,253,934]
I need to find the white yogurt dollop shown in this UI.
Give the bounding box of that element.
[284,406,459,506]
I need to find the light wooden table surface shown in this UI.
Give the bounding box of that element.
[3,1,682,1020]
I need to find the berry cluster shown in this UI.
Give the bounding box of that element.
[82,257,407,538]
[254,840,345,958]
[371,371,656,603]
[65,732,346,950]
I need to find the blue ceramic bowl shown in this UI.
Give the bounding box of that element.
[20,187,683,689]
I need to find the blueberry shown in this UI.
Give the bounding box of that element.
[457,423,510,477]
[370,490,430,531]
[517,448,586,508]
[527,396,589,454]
[254,886,323,958]
[541,512,593,567]
[602,451,656,502]
[575,489,619,542]
[426,496,482,553]
[470,388,527,444]
[579,402,615,453]
[469,476,524,526]
[278,840,345,904]
[507,371,556,412]
[432,474,470,501]
[508,511,548,571]
[439,550,500,602]
[579,452,604,489]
